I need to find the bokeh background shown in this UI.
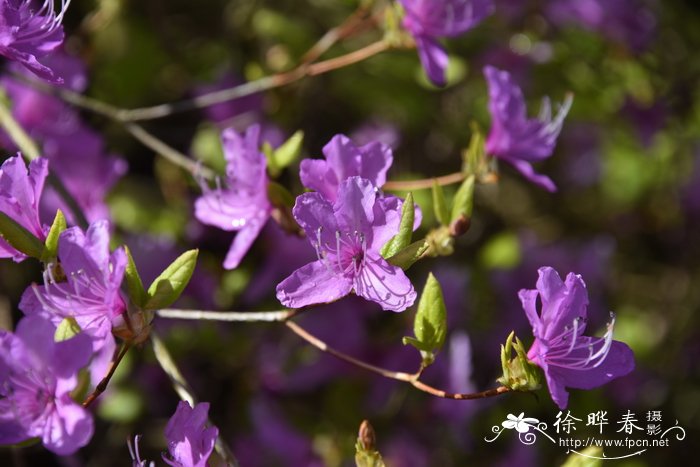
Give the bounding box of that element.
[1,0,699,465]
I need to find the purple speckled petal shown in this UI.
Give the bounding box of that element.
[354,254,416,312]
[333,177,376,234]
[223,214,267,270]
[276,260,353,308]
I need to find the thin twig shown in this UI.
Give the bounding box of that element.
[151,331,240,467]
[383,171,466,191]
[156,308,297,322]
[82,341,132,408]
[300,5,372,64]
[285,320,510,400]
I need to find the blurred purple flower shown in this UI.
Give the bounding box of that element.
[40,126,127,223]
[19,220,127,385]
[276,176,416,312]
[484,66,572,191]
[194,124,271,269]
[351,120,401,150]
[0,154,48,261]
[0,316,93,454]
[163,401,218,467]
[300,133,393,202]
[399,0,494,86]
[546,0,656,52]
[519,266,635,409]
[0,0,70,83]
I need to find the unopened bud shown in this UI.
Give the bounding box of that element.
[449,214,471,237]
[358,420,376,451]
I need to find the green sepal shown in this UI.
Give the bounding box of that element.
[41,209,67,262]
[54,316,82,342]
[0,211,44,259]
[497,331,541,391]
[124,246,147,308]
[386,238,429,270]
[7,437,41,448]
[431,180,449,226]
[266,130,304,178]
[402,273,447,367]
[450,175,475,224]
[462,122,486,176]
[380,192,414,259]
[144,249,199,310]
[267,181,296,208]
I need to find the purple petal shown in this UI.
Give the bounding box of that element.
[322,134,361,183]
[354,254,416,312]
[276,260,353,308]
[299,158,337,201]
[41,397,94,455]
[223,214,267,269]
[551,339,635,391]
[333,177,376,234]
[507,159,557,192]
[357,141,393,187]
[194,188,267,231]
[292,192,337,246]
[415,36,449,87]
[518,289,542,337]
[544,272,589,340]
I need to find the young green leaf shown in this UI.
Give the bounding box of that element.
[267,181,296,208]
[0,211,44,259]
[41,209,66,262]
[450,175,475,224]
[144,249,199,310]
[267,130,304,178]
[380,192,414,258]
[124,245,147,308]
[403,273,447,366]
[386,238,429,270]
[55,316,81,342]
[431,180,449,226]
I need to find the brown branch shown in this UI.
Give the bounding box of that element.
[284,319,510,401]
[82,341,132,408]
[383,171,466,191]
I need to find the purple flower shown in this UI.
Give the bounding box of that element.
[0,316,93,454]
[194,124,271,269]
[163,401,218,467]
[0,154,48,261]
[484,66,573,192]
[519,267,635,409]
[300,134,393,202]
[19,220,127,385]
[399,0,494,86]
[0,0,71,83]
[276,176,416,312]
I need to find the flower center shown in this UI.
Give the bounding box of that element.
[546,312,616,371]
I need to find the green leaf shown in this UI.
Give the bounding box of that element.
[431,180,449,226]
[462,122,485,175]
[380,192,414,258]
[144,249,199,310]
[267,130,304,177]
[55,317,82,342]
[386,239,429,270]
[267,181,296,208]
[0,211,44,259]
[124,246,147,307]
[450,175,475,224]
[403,273,447,366]
[41,209,67,262]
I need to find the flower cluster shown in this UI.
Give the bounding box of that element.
[277,134,418,312]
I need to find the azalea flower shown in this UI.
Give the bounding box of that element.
[484,66,573,192]
[399,0,494,86]
[519,266,635,409]
[0,0,72,83]
[276,176,416,312]
[0,316,93,454]
[299,133,393,202]
[19,220,127,385]
[194,124,271,269]
[0,154,48,261]
[163,401,218,467]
